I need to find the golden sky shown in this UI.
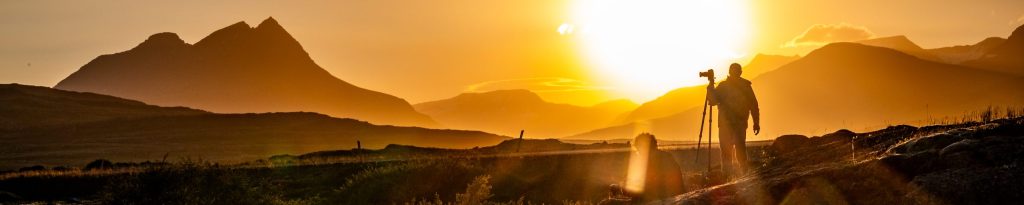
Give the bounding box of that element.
[2,0,1023,106]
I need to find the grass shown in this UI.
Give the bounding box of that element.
[0,144,771,204]
[2,107,1017,204]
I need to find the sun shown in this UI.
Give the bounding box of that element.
[569,0,752,102]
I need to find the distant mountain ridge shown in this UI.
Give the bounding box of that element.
[928,37,1006,64]
[414,89,635,138]
[54,17,436,127]
[965,24,1024,76]
[611,54,798,125]
[855,35,940,62]
[569,42,1024,140]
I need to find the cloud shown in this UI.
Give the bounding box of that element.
[783,23,876,48]
[464,77,609,93]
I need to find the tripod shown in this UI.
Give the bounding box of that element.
[694,82,714,184]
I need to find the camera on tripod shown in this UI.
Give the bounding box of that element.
[699,69,714,81]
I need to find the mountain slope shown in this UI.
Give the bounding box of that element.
[613,85,706,125]
[741,54,800,79]
[965,24,1024,76]
[54,17,436,127]
[612,54,798,126]
[855,35,940,62]
[928,37,1005,64]
[0,85,507,170]
[569,43,1024,140]
[0,84,205,130]
[414,89,633,138]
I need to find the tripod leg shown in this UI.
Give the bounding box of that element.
[708,105,713,175]
[694,97,708,162]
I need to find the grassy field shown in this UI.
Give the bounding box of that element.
[0,141,771,204]
[2,108,1018,204]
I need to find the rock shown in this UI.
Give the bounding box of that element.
[890,132,962,155]
[771,135,809,153]
[880,150,941,177]
[975,135,1024,166]
[907,163,1024,205]
[820,129,856,144]
[84,159,114,170]
[938,139,980,156]
[909,133,962,153]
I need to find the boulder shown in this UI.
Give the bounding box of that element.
[890,132,962,155]
[820,129,856,144]
[771,135,809,153]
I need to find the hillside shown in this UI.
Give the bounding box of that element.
[928,37,1005,64]
[569,43,1024,140]
[0,85,507,170]
[965,24,1024,76]
[0,84,205,130]
[613,54,797,126]
[414,89,634,138]
[741,54,800,79]
[613,85,706,125]
[54,17,436,127]
[0,112,507,170]
[855,35,940,62]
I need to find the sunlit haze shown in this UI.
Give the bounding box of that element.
[571,0,751,102]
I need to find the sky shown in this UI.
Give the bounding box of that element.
[2,0,1023,106]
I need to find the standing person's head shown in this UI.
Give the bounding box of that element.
[729,63,742,77]
[632,133,658,153]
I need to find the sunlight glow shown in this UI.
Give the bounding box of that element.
[558,23,575,35]
[570,0,752,101]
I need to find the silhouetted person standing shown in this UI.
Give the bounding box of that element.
[707,63,760,178]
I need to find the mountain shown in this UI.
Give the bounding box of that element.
[0,85,507,170]
[590,99,639,114]
[965,25,1024,76]
[855,35,940,62]
[611,54,797,126]
[54,17,436,127]
[928,37,1006,64]
[741,54,800,79]
[612,85,706,125]
[413,89,634,138]
[568,43,1024,140]
[0,84,206,130]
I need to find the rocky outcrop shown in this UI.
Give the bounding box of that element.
[664,117,1024,205]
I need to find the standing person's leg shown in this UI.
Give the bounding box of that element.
[718,124,736,178]
[733,127,749,176]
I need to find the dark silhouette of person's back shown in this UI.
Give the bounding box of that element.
[707,63,760,178]
[624,133,684,203]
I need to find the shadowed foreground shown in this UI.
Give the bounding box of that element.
[1,116,1020,204]
[665,117,1024,205]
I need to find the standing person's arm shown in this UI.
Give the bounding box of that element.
[748,84,760,135]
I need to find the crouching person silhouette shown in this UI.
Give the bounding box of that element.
[707,63,761,179]
[601,133,684,204]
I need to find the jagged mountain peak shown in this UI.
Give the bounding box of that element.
[54,18,438,127]
[256,17,283,31]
